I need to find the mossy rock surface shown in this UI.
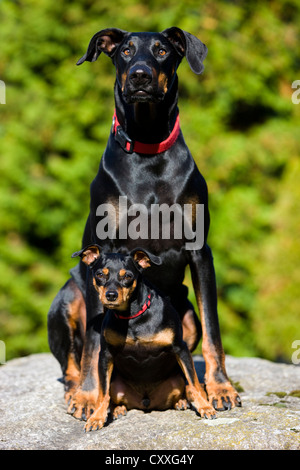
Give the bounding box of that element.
[0,354,299,450]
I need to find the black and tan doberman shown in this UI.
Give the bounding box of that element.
[48,27,241,421]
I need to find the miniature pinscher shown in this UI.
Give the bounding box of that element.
[72,244,217,431]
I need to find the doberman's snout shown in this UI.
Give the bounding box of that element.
[105,290,119,302]
[129,64,152,87]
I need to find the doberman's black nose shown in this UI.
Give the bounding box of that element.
[105,290,118,302]
[129,65,152,86]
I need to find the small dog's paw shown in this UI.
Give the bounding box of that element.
[67,389,97,421]
[174,399,190,411]
[197,403,217,419]
[84,409,108,432]
[191,394,217,419]
[112,405,127,420]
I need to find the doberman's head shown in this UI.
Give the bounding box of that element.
[77,27,207,104]
[72,245,161,310]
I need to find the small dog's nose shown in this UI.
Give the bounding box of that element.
[129,65,152,86]
[105,290,118,302]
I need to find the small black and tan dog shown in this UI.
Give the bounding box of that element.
[72,244,217,431]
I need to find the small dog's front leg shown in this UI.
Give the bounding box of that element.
[67,329,100,420]
[84,395,111,432]
[175,343,217,419]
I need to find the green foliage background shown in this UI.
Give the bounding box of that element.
[0,0,299,362]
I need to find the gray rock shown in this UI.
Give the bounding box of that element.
[0,353,299,450]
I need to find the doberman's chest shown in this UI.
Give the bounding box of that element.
[99,134,196,203]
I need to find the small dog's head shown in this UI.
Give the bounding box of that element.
[77,27,207,103]
[72,245,161,310]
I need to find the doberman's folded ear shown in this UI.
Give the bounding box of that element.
[72,244,102,266]
[161,27,208,75]
[77,28,128,65]
[130,248,162,269]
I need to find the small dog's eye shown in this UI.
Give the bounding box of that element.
[96,272,104,279]
[123,48,131,56]
[158,49,167,56]
[124,273,133,280]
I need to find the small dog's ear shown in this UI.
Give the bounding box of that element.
[77,28,128,65]
[161,27,207,74]
[131,248,162,269]
[72,244,102,266]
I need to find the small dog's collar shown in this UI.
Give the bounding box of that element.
[112,111,180,154]
[114,294,151,320]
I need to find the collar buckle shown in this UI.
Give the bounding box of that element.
[115,125,134,154]
[112,110,180,155]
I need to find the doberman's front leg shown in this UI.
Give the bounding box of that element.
[175,341,216,419]
[189,245,242,411]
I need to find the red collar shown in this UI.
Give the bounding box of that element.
[112,111,180,154]
[114,294,151,320]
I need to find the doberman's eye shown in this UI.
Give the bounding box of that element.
[96,271,105,279]
[124,273,133,280]
[158,49,167,56]
[123,48,131,56]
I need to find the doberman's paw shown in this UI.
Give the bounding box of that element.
[67,388,98,421]
[206,381,242,411]
[64,384,78,405]
[112,405,127,420]
[64,375,81,402]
